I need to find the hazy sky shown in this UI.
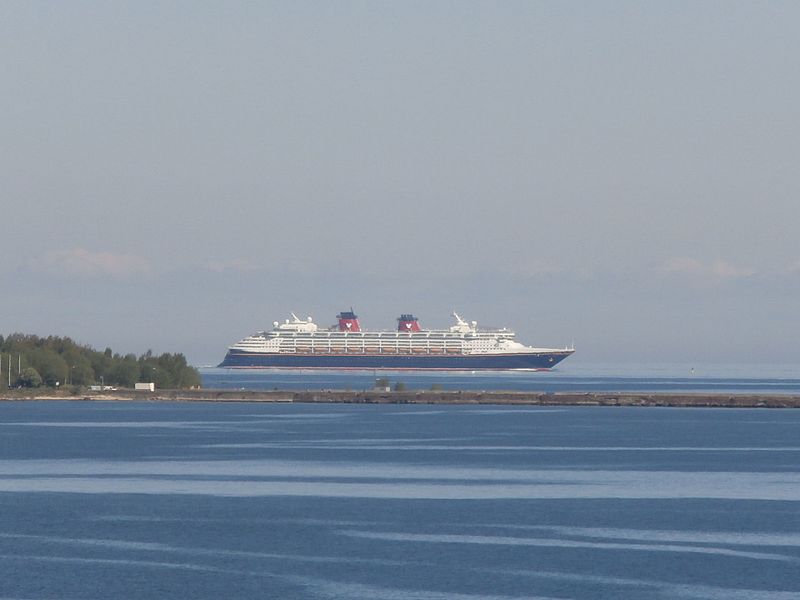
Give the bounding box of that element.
[2,1,799,366]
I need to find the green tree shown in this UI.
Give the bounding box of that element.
[28,348,68,386]
[70,361,95,386]
[109,355,140,387]
[143,364,174,388]
[0,333,201,389]
[61,350,95,386]
[17,367,43,388]
[89,349,113,384]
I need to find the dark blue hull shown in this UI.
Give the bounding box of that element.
[218,351,574,371]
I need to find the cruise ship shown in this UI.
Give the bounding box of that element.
[218,310,574,370]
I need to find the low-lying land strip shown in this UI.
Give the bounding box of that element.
[1,389,799,407]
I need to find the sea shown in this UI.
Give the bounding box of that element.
[0,382,799,599]
[200,362,800,394]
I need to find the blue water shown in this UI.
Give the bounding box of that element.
[201,363,800,394]
[0,401,798,599]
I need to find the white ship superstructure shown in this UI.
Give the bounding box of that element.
[231,313,537,355]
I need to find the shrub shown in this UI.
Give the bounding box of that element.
[17,367,43,388]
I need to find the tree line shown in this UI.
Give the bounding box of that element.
[0,334,201,389]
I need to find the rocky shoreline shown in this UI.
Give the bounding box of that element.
[1,388,799,408]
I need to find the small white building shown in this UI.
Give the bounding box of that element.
[134,382,155,392]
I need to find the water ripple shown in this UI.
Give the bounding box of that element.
[337,531,798,562]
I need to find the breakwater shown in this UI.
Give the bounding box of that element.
[2,389,799,407]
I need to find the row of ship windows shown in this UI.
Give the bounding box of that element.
[243,339,497,345]
[266,333,512,339]
[244,340,496,346]
[279,341,468,348]
[241,341,496,348]
[272,341,495,345]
